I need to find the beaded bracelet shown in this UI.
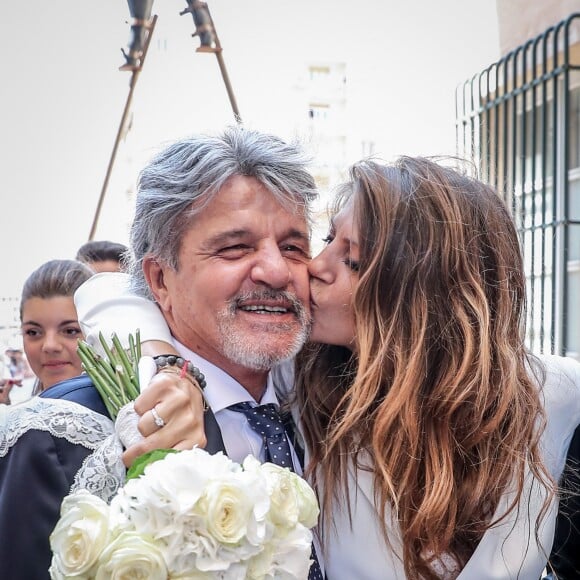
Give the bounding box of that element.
[152,355,207,390]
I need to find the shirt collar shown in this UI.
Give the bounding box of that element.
[171,338,279,413]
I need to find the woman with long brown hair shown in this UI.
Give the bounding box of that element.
[76,156,580,579]
[296,156,580,578]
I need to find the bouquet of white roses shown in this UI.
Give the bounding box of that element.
[49,447,319,580]
[51,332,320,579]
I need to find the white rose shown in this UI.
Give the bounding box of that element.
[49,490,110,577]
[202,475,259,545]
[94,531,167,580]
[48,556,91,580]
[260,463,300,529]
[259,463,318,532]
[199,472,269,545]
[268,524,314,579]
[291,473,320,529]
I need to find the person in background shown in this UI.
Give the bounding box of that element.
[77,156,580,579]
[4,347,34,381]
[0,377,21,405]
[75,239,128,273]
[2,347,35,404]
[0,358,21,405]
[0,258,205,579]
[19,260,93,395]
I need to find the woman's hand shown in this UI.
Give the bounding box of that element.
[122,370,207,466]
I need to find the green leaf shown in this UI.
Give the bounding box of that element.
[126,448,180,481]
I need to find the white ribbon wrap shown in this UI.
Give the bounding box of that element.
[115,402,143,448]
[110,356,158,449]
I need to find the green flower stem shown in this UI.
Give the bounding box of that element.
[89,362,124,408]
[77,346,120,418]
[97,333,119,369]
[77,341,116,388]
[85,348,119,388]
[128,331,142,373]
[116,365,136,404]
[111,334,139,393]
[77,332,143,420]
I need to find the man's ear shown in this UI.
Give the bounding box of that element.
[142,257,171,312]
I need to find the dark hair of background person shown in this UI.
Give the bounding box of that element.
[75,240,128,273]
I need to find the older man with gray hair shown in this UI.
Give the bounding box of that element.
[2,125,323,579]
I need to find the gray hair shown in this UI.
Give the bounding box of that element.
[128,125,318,298]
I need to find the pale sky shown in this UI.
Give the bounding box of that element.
[1,0,500,305]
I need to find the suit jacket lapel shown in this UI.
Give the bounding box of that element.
[280,410,305,469]
[203,407,227,455]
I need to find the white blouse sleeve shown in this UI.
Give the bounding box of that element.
[74,272,173,356]
[539,354,580,478]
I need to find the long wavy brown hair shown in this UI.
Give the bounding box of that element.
[295,157,554,578]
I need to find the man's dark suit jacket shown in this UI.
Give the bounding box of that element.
[0,374,225,580]
[547,425,580,579]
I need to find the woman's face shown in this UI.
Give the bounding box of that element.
[308,201,359,349]
[21,296,84,390]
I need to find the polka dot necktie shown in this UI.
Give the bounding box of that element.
[228,402,294,467]
[228,402,324,580]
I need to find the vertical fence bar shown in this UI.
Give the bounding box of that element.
[528,37,543,352]
[551,24,560,353]
[561,16,574,355]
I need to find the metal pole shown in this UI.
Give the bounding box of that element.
[193,2,242,123]
[214,49,241,123]
[89,14,158,241]
[204,6,241,123]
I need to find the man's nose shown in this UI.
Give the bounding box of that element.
[250,247,291,289]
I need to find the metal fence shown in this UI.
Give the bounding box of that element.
[456,13,580,359]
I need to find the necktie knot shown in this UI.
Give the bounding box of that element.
[228,402,293,469]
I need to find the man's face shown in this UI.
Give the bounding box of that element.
[147,175,312,385]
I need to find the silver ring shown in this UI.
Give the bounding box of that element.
[151,406,166,428]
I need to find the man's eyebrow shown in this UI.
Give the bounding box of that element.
[201,229,251,250]
[202,228,310,250]
[284,228,310,244]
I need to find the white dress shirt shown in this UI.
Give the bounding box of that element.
[171,339,302,471]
